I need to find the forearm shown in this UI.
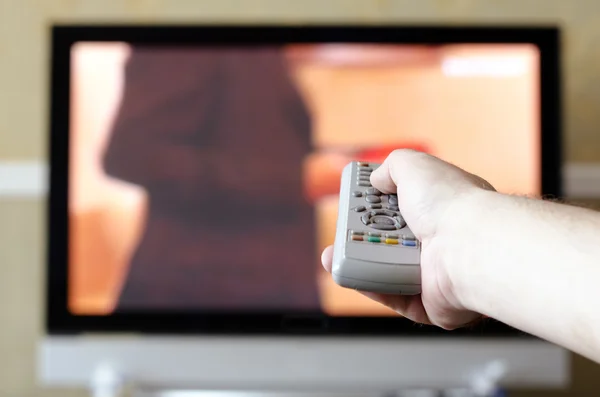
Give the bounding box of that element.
[448,189,600,362]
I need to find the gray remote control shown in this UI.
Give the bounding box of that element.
[331,161,422,295]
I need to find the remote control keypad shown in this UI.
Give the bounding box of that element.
[349,162,418,248]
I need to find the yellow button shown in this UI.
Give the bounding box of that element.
[385,238,399,245]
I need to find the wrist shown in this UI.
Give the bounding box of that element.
[437,187,502,313]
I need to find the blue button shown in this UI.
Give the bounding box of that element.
[402,240,417,247]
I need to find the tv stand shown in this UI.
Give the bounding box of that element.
[88,361,508,397]
[39,336,568,395]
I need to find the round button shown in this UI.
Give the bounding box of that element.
[370,224,397,231]
[372,209,396,217]
[352,206,366,212]
[389,195,398,205]
[361,214,371,225]
[352,191,363,197]
[365,195,381,203]
[361,211,403,231]
[366,187,381,196]
[394,216,406,229]
[372,216,395,226]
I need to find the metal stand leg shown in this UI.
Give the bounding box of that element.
[90,363,124,397]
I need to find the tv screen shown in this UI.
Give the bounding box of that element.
[47,25,561,334]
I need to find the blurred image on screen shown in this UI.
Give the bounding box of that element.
[68,42,540,316]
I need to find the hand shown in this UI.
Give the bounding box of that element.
[321,149,496,330]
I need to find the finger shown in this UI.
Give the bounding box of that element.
[359,291,432,325]
[321,245,334,273]
[370,149,423,194]
[370,159,397,194]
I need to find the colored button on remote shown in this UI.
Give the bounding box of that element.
[367,236,381,243]
[385,238,399,245]
[402,239,417,247]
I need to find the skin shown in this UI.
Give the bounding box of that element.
[321,149,600,364]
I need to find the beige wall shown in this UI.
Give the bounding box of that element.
[2,0,600,396]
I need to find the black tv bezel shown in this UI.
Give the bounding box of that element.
[47,24,562,336]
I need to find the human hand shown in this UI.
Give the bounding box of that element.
[321,149,496,329]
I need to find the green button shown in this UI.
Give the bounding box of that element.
[367,236,381,243]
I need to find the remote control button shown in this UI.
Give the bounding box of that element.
[358,182,371,187]
[402,239,417,247]
[403,235,416,241]
[358,175,370,181]
[389,195,398,205]
[370,224,397,231]
[368,204,382,209]
[357,161,369,167]
[351,235,363,241]
[371,210,396,217]
[367,236,381,243]
[361,214,370,225]
[360,167,373,172]
[352,191,363,197]
[387,205,400,211]
[351,230,364,235]
[368,232,381,236]
[394,216,407,228]
[365,195,381,203]
[385,233,399,239]
[366,187,381,196]
[352,206,366,212]
[372,216,395,226]
[385,238,399,245]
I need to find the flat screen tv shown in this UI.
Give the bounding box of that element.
[40,24,567,393]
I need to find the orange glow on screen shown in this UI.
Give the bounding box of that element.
[68,43,539,316]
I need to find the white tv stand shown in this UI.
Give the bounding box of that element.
[39,335,570,397]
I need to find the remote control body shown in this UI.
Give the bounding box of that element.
[331,161,422,295]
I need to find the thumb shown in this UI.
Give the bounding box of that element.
[370,149,428,194]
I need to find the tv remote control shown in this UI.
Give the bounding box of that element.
[331,161,421,295]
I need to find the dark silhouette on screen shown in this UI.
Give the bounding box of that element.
[102,46,320,311]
